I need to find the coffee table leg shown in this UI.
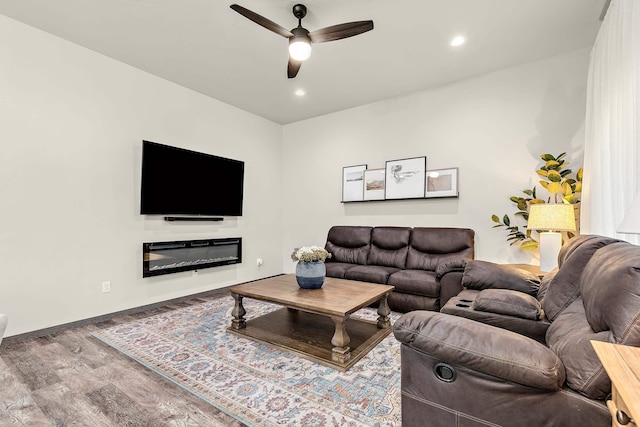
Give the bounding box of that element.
[330,316,351,364]
[377,294,391,329]
[231,292,246,329]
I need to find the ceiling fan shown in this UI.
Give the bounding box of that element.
[230,4,374,78]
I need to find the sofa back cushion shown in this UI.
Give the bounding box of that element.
[406,227,475,271]
[582,242,640,343]
[324,226,372,265]
[367,227,411,268]
[546,241,640,399]
[541,235,621,321]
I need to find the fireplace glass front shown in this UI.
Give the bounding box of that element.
[143,238,242,277]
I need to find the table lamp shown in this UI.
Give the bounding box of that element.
[617,195,640,234]
[528,204,577,272]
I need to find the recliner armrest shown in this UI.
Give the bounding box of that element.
[393,311,565,391]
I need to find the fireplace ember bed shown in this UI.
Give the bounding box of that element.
[143,238,242,277]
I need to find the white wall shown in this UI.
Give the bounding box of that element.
[0,15,283,337]
[0,13,591,337]
[282,49,589,270]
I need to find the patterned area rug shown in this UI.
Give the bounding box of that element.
[92,296,401,427]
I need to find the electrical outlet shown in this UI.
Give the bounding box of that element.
[101,281,111,293]
[256,258,263,266]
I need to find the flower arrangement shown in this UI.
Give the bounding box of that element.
[291,246,332,263]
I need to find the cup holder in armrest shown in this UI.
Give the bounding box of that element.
[455,303,471,308]
[459,299,473,303]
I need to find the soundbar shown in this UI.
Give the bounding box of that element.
[164,216,224,222]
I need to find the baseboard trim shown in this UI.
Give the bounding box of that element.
[3,274,283,345]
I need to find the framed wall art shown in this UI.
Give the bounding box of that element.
[425,167,459,198]
[384,156,426,199]
[342,164,367,202]
[363,168,386,201]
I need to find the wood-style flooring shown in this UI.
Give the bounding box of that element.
[0,292,247,426]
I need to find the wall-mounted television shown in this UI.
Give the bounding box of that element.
[140,140,244,216]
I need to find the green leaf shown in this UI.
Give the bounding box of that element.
[556,152,567,160]
[577,167,583,181]
[547,170,562,182]
[503,215,510,226]
[536,169,548,177]
[539,181,549,189]
[560,169,572,177]
[517,199,527,210]
[545,160,560,169]
[510,196,520,203]
[541,153,555,161]
[520,240,539,250]
[523,189,534,196]
[491,215,500,222]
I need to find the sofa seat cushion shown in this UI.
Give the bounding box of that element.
[387,270,439,298]
[344,265,400,284]
[325,262,358,279]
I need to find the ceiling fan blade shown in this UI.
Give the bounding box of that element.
[230,4,293,38]
[308,20,374,43]
[288,59,302,79]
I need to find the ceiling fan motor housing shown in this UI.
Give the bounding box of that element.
[292,4,307,20]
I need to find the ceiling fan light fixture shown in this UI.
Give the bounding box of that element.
[289,39,311,61]
[289,27,312,61]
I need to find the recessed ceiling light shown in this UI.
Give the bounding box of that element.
[450,35,466,47]
[295,89,306,97]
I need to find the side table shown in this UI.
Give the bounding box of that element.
[591,340,640,426]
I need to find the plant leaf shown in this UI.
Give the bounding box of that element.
[536,169,548,177]
[503,215,510,226]
[541,153,555,161]
[545,160,560,169]
[539,181,549,189]
[491,214,500,222]
[547,182,562,194]
[577,167,583,181]
[520,240,539,250]
[547,170,562,182]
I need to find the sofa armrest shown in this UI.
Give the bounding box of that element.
[462,260,541,295]
[435,259,469,307]
[473,289,544,320]
[393,311,565,391]
[435,258,468,279]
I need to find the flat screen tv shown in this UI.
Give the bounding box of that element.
[140,140,244,216]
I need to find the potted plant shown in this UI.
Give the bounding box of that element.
[491,152,582,250]
[291,246,332,289]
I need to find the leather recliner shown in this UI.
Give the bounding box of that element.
[393,235,640,426]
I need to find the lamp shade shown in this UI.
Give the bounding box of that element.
[618,195,640,234]
[528,204,577,232]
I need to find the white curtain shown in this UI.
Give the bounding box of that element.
[582,0,640,244]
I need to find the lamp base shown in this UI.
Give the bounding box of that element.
[539,231,562,272]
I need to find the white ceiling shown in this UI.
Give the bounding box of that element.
[0,0,605,124]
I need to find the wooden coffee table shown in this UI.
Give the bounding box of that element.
[227,274,394,371]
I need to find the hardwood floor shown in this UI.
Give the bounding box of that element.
[0,293,247,426]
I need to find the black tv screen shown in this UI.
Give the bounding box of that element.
[140,140,244,216]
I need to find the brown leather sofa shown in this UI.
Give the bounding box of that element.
[393,235,640,426]
[324,226,475,312]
